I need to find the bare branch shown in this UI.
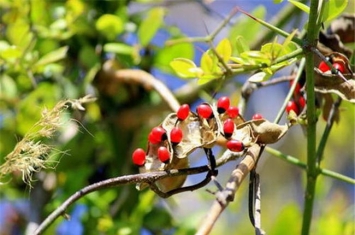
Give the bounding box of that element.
[196,143,261,235]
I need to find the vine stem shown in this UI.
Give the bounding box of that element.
[302,0,321,234]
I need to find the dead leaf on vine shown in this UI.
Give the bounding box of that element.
[237,119,288,144]
[322,93,340,123]
[314,68,355,103]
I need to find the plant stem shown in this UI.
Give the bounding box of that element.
[265,146,355,184]
[302,0,321,234]
[273,57,305,123]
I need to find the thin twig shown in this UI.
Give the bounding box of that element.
[34,166,208,234]
[109,69,180,112]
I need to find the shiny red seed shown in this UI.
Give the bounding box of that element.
[197,104,213,119]
[170,127,183,144]
[226,140,244,152]
[227,106,239,118]
[332,62,345,73]
[157,146,170,163]
[148,127,167,144]
[252,113,263,120]
[217,96,230,113]
[318,61,330,73]
[223,119,235,138]
[132,148,146,166]
[286,100,299,115]
[177,104,190,121]
[289,79,301,95]
[298,96,306,109]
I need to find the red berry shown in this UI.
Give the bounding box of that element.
[170,127,183,144]
[298,96,306,109]
[252,113,263,120]
[226,140,244,152]
[227,106,239,118]
[217,96,230,113]
[223,119,235,138]
[132,148,146,166]
[177,104,190,121]
[157,146,170,163]
[289,79,301,95]
[318,61,330,73]
[197,104,213,119]
[332,62,345,73]
[286,100,299,115]
[148,127,167,144]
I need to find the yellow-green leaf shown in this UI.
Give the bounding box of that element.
[288,0,310,13]
[96,14,124,40]
[170,58,200,79]
[35,46,69,67]
[200,51,214,74]
[216,38,232,63]
[235,36,250,55]
[137,7,165,47]
[321,0,348,23]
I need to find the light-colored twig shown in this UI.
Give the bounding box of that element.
[196,144,261,235]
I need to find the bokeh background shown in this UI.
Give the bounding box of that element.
[0,0,354,234]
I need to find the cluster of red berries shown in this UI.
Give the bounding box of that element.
[318,57,346,74]
[286,79,306,116]
[132,96,246,166]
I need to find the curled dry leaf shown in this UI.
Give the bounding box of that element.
[237,119,289,144]
[314,68,355,103]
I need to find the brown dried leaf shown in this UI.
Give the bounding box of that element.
[322,93,340,123]
[314,68,355,103]
[237,119,288,144]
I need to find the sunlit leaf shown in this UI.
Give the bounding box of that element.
[241,50,270,65]
[321,0,348,23]
[155,42,194,73]
[198,75,218,85]
[235,36,250,55]
[170,58,200,79]
[216,38,232,63]
[248,72,269,83]
[137,7,165,47]
[200,51,214,74]
[35,46,69,67]
[0,45,22,60]
[229,56,252,65]
[288,0,310,13]
[95,14,124,40]
[103,43,134,55]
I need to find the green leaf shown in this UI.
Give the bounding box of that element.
[216,38,232,63]
[200,51,214,74]
[229,56,251,65]
[154,42,194,73]
[137,7,165,47]
[288,0,310,14]
[235,36,250,55]
[103,43,134,55]
[170,58,201,79]
[248,71,272,83]
[321,0,348,23]
[35,46,69,67]
[241,50,271,65]
[95,14,124,40]
[197,75,217,85]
